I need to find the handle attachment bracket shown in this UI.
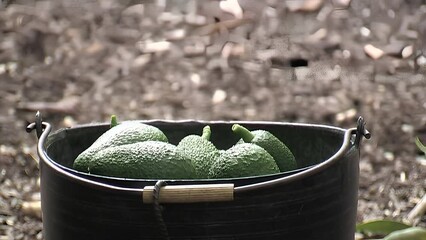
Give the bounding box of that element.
[26,111,44,139]
[354,116,371,147]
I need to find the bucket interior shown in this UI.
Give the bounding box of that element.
[44,121,346,184]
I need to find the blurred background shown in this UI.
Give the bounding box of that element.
[1,0,425,239]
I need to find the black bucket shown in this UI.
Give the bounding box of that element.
[27,114,370,240]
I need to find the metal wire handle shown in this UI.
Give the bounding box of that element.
[26,111,371,197]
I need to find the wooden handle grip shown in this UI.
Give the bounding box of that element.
[142,183,234,204]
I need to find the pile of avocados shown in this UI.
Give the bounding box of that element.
[73,115,297,179]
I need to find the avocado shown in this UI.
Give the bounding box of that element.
[208,143,280,179]
[73,121,168,171]
[176,126,219,178]
[232,124,297,172]
[76,141,196,179]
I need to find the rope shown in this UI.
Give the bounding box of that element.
[153,180,170,240]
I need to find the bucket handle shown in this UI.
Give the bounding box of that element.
[27,112,370,203]
[143,183,234,203]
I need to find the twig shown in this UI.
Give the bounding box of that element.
[193,18,252,36]
[406,194,426,224]
[17,96,80,114]
[21,201,42,219]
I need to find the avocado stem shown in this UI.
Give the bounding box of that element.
[232,124,254,142]
[110,115,118,128]
[202,126,211,140]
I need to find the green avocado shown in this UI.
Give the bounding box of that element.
[73,119,168,172]
[208,143,280,179]
[232,124,297,172]
[177,126,219,179]
[77,141,196,179]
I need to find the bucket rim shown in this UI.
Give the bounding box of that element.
[35,120,360,194]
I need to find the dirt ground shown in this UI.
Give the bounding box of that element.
[0,0,425,239]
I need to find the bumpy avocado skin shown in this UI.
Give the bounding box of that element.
[209,143,279,179]
[76,141,197,179]
[177,135,219,179]
[238,130,297,172]
[73,122,168,171]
